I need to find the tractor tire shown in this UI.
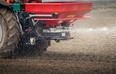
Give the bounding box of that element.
[0,7,20,58]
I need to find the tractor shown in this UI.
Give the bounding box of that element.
[0,0,92,58]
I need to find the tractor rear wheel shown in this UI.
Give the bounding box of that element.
[0,7,20,58]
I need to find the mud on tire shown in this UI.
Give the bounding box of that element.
[0,7,20,58]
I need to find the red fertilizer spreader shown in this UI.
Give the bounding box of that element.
[0,0,92,56]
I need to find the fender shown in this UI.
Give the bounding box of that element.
[0,0,10,7]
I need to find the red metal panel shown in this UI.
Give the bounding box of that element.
[25,2,92,27]
[34,16,90,27]
[26,2,92,14]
